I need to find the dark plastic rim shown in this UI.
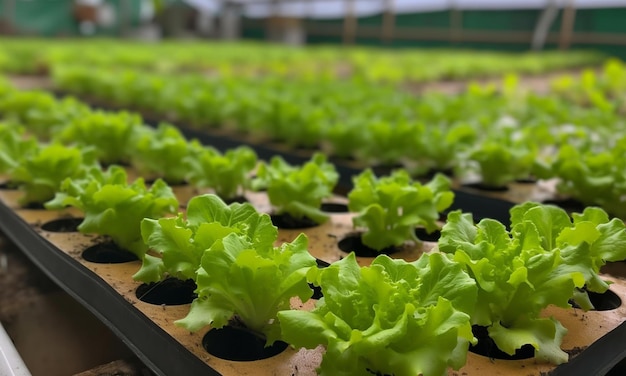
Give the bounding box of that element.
[0,203,219,376]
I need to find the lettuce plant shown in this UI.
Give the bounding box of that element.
[54,110,143,165]
[138,194,277,283]
[10,143,98,206]
[437,202,626,364]
[510,202,626,308]
[175,232,316,344]
[185,145,257,201]
[348,169,454,251]
[0,123,38,175]
[278,252,477,376]
[467,139,537,188]
[355,120,419,166]
[0,91,88,140]
[252,153,338,224]
[410,122,476,177]
[131,123,198,185]
[534,142,626,218]
[45,165,178,266]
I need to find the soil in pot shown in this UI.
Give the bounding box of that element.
[270,213,318,230]
[202,324,288,361]
[82,241,139,264]
[469,325,535,360]
[40,217,84,233]
[135,278,197,306]
[338,233,399,258]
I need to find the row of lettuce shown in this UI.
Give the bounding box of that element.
[47,60,626,218]
[2,80,626,375]
[0,38,605,84]
[0,78,451,253]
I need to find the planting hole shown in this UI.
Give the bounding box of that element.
[136,278,197,306]
[542,198,586,214]
[469,325,535,360]
[21,202,46,210]
[515,177,537,184]
[372,163,404,177]
[309,283,323,300]
[0,180,17,190]
[82,242,139,264]
[570,289,621,311]
[224,195,248,205]
[338,234,399,258]
[270,213,318,229]
[145,178,188,187]
[316,258,331,268]
[423,167,454,179]
[308,259,329,300]
[321,202,349,213]
[41,217,84,233]
[462,182,509,192]
[202,325,288,361]
[415,228,441,242]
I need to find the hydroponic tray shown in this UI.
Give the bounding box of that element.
[1,186,626,376]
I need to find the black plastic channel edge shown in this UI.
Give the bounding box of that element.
[550,320,626,376]
[0,203,220,376]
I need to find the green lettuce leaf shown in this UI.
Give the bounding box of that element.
[348,169,454,251]
[185,145,257,200]
[278,252,476,376]
[0,91,88,140]
[54,111,143,165]
[10,143,98,206]
[175,232,316,344]
[138,194,277,283]
[131,123,198,185]
[0,123,38,175]
[45,165,178,264]
[437,203,610,364]
[252,153,338,224]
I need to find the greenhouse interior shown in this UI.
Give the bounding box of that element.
[3,1,626,375]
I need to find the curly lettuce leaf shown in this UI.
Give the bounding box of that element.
[348,169,454,251]
[0,91,88,140]
[10,143,98,206]
[278,252,476,376]
[437,204,606,364]
[138,194,277,283]
[538,143,626,218]
[185,145,257,200]
[0,123,38,175]
[55,110,143,165]
[252,153,338,224]
[45,165,178,261]
[468,139,537,188]
[131,123,197,185]
[175,232,316,343]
